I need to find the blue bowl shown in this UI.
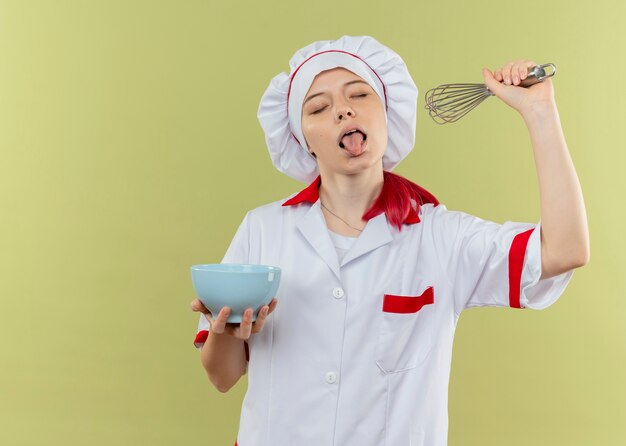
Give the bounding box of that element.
[190,263,281,324]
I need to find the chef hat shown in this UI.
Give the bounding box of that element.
[257,35,419,183]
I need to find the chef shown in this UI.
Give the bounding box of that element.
[191,35,589,446]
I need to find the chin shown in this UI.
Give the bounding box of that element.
[345,152,384,171]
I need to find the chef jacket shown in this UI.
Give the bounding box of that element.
[194,177,574,446]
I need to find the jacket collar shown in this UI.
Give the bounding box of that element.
[282,174,423,225]
[282,175,323,207]
[294,200,393,280]
[282,175,430,279]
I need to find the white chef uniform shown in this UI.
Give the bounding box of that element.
[194,176,574,446]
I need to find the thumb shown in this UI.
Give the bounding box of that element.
[191,298,210,314]
[481,67,505,97]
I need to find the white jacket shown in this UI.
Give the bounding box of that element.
[194,179,574,446]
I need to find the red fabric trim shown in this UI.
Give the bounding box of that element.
[281,173,438,229]
[281,175,322,206]
[403,204,421,224]
[509,228,535,308]
[382,287,434,313]
[194,330,208,346]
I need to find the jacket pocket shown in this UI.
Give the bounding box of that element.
[375,287,434,374]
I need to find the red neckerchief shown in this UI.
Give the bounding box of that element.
[281,175,438,225]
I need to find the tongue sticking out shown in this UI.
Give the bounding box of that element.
[340,132,367,156]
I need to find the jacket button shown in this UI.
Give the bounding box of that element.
[332,287,344,299]
[325,372,337,384]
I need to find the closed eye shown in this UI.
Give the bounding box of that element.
[310,94,368,114]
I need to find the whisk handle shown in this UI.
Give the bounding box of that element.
[518,63,557,88]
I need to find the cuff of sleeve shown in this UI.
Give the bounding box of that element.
[520,220,575,310]
[194,330,209,350]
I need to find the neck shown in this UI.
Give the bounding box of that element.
[318,167,384,223]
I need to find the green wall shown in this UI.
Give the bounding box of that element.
[1,0,622,444]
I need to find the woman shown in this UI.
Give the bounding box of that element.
[190,35,589,446]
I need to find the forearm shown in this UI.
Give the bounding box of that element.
[522,103,590,274]
[200,331,247,393]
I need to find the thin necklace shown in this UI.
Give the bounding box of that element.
[320,201,363,232]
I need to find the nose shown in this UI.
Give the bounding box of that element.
[336,104,355,120]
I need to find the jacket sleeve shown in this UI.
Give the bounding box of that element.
[194,211,252,351]
[431,205,574,316]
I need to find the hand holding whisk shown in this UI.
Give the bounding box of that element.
[424,62,557,124]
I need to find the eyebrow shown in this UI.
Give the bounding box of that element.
[303,80,369,106]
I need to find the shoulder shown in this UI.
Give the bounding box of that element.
[245,192,304,224]
[417,202,494,235]
[418,202,469,219]
[418,202,444,218]
[418,202,455,224]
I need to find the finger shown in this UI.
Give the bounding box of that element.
[267,297,279,314]
[502,61,515,85]
[481,67,506,97]
[190,299,204,311]
[517,60,531,81]
[522,60,538,80]
[251,305,270,333]
[494,69,503,82]
[512,61,523,85]
[252,299,278,333]
[511,63,520,85]
[513,60,530,85]
[239,308,254,339]
[192,300,214,322]
[211,307,231,334]
[190,298,208,313]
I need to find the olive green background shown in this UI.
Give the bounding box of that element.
[1,0,623,444]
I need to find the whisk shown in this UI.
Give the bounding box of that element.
[424,63,557,124]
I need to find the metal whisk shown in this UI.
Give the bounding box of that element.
[424,63,557,124]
